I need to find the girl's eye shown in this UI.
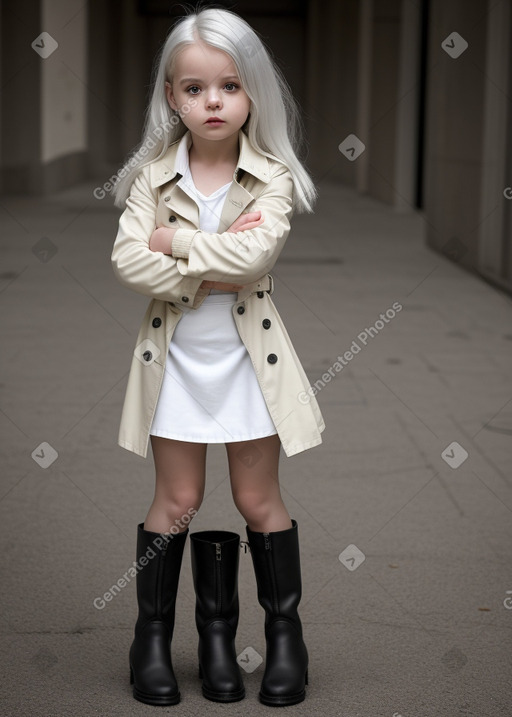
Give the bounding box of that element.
[187,86,200,94]
[224,83,238,91]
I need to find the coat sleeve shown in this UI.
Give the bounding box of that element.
[170,162,294,284]
[111,168,205,305]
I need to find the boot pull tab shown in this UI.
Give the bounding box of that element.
[239,541,251,554]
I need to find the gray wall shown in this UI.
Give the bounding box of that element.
[423,0,488,271]
[1,0,511,292]
[1,1,43,193]
[1,0,88,194]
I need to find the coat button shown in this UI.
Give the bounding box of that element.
[257,291,264,298]
[152,317,162,328]
[142,350,153,362]
[169,215,177,222]
[267,353,278,364]
[181,296,189,302]
[262,318,271,329]
[164,195,170,201]
[237,305,245,314]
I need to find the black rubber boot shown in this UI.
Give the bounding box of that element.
[190,530,245,702]
[246,519,309,706]
[129,523,188,705]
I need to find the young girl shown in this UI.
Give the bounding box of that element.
[111,6,325,707]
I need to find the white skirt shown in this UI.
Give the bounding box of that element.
[149,292,278,443]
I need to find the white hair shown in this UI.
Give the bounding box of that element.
[110,7,317,212]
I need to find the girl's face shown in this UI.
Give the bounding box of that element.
[166,42,251,144]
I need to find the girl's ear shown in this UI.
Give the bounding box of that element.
[165,81,178,111]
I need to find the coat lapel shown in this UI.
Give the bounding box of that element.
[217,181,254,232]
[163,180,200,228]
[151,129,270,230]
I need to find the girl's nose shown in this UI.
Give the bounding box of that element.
[205,89,222,109]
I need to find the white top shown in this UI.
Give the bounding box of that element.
[175,140,232,283]
[175,140,233,293]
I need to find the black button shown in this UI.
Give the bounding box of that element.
[262,318,271,329]
[152,318,162,328]
[237,305,245,315]
[257,291,264,298]
[142,350,153,362]
[169,215,177,223]
[267,353,278,364]
[181,296,189,303]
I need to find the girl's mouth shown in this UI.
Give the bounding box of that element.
[205,118,225,125]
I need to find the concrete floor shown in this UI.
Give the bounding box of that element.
[1,179,511,717]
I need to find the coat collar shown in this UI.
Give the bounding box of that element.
[149,129,271,189]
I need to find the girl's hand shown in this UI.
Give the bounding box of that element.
[149,225,176,254]
[199,211,265,293]
[227,210,264,233]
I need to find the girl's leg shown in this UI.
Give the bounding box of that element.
[145,436,207,533]
[226,433,292,532]
[130,436,205,705]
[228,434,308,705]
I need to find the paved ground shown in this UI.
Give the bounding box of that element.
[1,178,511,717]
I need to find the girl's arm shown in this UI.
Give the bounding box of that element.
[148,211,264,254]
[111,169,206,305]
[170,163,294,285]
[148,212,265,292]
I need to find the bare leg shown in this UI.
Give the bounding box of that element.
[145,436,207,534]
[226,433,292,533]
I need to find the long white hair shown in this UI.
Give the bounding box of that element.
[110,7,317,212]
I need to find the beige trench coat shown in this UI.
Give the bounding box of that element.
[111,129,325,458]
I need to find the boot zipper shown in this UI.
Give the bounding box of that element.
[156,537,168,616]
[263,533,279,614]
[215,542,222,614]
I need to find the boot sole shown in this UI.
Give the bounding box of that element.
[258,669,308,706]
[130,666,181,706]
[259,688,305,706]
[198,665,246,702]
[201,686,246,703]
